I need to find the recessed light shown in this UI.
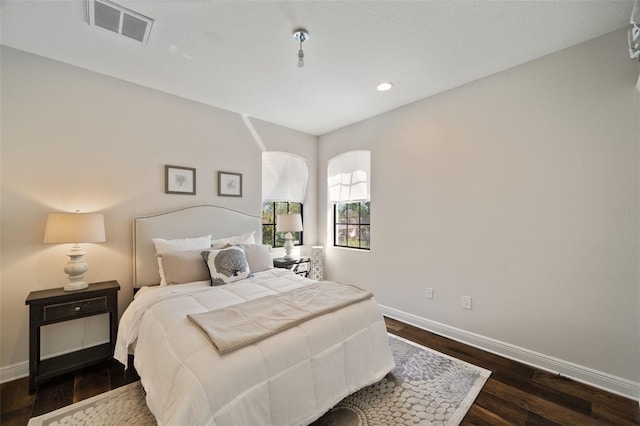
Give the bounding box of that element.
[376,82,393,91]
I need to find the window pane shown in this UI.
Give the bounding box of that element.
[337,203,347,223]
[262,225,274,246]
[336,224,347,246]
[347,203,360,224]
[360,225,370,249]
[288,202,301,215]
[347,226,360,248]
[360,201,370,224]
[275,202,288,217]
[275,232,287,247]
[262,202,274,224]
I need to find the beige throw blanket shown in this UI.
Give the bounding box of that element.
[187,281,373,354]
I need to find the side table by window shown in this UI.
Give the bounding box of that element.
[273,257,311,278]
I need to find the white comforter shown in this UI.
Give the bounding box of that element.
[115,269,394,426]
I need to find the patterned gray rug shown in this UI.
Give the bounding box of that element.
[28,334,490,426]
[313,335,490,425]
[27,380,155,426]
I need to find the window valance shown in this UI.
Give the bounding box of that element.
[262,152,308,203]
[328,150,370,203]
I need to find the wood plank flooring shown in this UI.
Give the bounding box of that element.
[2,319,638,425]
[385,318,640,425]
[0,356,140,426]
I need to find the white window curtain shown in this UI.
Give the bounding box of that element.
[262,152,308,202]
[328,150,370,203]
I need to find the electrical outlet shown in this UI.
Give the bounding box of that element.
[425,288,433,299]
[462,296,472,310]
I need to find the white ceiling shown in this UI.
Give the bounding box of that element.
[0,1,634,135]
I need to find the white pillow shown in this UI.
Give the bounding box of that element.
[152,235,212,286]
[211,231,256,249]
[233,244,274,273]
[201,246,253,286]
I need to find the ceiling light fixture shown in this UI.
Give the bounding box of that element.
[293,28,309,68]
[377,82,394,91]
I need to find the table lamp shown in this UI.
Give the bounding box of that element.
[276,213,303,260]
[43,212,106,291]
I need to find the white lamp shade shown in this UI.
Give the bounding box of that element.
[43,213,106,244]
[276,213,303,233]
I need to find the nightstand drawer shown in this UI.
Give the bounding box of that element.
[44,296,107,321]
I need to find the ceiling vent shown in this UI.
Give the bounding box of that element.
[87,0,153,44]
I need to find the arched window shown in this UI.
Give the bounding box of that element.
[328,151,370,250]
[262,152,308,248]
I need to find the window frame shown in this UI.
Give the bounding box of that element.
[262,201,303,248]
[333,201,370,250]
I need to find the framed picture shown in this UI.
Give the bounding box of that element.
[165,165,196,195]
[218,171,242,197]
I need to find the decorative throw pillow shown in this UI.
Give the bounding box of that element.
[233,244,274,273]
[158,250,210,285]
[201,246,253,286]
[211,231,256,249]
[152,235,212,286]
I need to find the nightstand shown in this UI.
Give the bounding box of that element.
[25,280,120,393]
[273,257,311,278]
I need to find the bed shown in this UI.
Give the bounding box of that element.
[115,205,394,425]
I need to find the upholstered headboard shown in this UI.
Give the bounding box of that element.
[133,205,261,287]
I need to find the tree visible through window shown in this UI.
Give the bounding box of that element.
[262,201,303,248]
[334,201,370,249]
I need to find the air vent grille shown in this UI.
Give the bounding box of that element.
[87,0,153,44]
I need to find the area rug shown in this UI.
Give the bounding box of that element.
[27,381,155,426]
[313,334,491,425]
[28,334,490,426]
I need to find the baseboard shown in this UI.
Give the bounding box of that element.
[0,339,110,384]
[0,360,28,384]
[380,305,640,402]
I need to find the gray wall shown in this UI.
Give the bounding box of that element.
[318,29,640,393]
[0,46,318,373]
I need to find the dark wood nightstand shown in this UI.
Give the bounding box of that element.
[25,280,120,393]
[273,257,311,278]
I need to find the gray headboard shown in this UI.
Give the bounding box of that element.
[133,205,261,287]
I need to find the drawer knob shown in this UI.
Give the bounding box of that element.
[74,306,81,312]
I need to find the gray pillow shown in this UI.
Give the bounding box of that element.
[158,249,210,285]
[233,244,274,273]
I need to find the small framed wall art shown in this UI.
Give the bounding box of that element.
[165,165,196,195]
[218,171,242,197]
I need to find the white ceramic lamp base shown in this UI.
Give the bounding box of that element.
[63,245,89,291]
[283,232,295,260]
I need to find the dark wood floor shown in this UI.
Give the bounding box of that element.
[385,318,639,425]
[0,356,140,426]
[2,319,639,425]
